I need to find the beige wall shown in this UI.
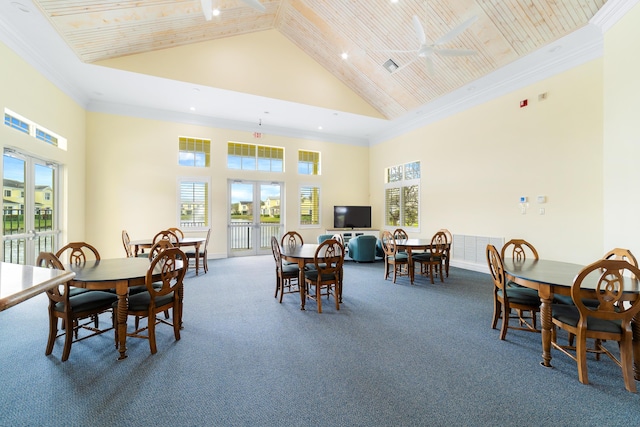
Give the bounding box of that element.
[370,59,604,264]
[603,1,640,253]
[85,112,369,258]
[96,29,383,119]
[0,42,87,251]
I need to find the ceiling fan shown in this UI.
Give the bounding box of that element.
[383,14,478,75]
[201,0,266,21]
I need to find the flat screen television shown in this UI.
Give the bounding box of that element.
[333,206,372,229]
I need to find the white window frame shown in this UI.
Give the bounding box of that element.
[384,161,420,232]
[179,136,210,167]
[298,150,321,175]
[177,177,211,231]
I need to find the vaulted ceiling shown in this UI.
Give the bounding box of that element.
[31,0,607,121]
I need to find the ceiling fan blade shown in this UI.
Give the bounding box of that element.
[436,49,477,56]
[391,56,420,74]
[201,0,213,21]
[241,0,267,13]
[411,15,427,46]
[424,56,435,75]
[434,15,478,46]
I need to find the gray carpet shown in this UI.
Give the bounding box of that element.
[0,255,639,426]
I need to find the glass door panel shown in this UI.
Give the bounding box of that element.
[229,181,283,256]
[2,150,58,265]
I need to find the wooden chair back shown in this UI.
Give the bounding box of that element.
[167,227,185,239]
[149,240,175,261]
[153,230,180,245]
[56,242,100,264]
[281,231,303,248]
[501,239,539,261]
[486,244,506,292]
[122,230,134,257]
[393,228,408,240]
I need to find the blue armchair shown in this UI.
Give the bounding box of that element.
[347,235,378,263]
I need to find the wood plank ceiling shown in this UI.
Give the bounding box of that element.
[32,0,607,120]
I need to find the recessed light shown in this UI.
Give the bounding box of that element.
[317,126,323,130]
[341,52,348,60]
[190,107,196,111]
[212,8,220,16]
[390,0,399,4]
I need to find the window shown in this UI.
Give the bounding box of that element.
[384,161,420,229]
[300,185,320,226]
[298,150,320,175]
[179,179,209,228]
[179,137,210,167]
[3,108,66,150]
[227,142,283,172]
[4,190,11,197]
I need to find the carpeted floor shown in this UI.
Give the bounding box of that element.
[0,255,639,426]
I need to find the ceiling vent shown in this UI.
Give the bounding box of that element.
[383,59,399,73]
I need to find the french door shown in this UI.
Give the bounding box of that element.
[2,149,59,265]
[228,180,283,256]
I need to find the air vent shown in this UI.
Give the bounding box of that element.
[383,59,399,73]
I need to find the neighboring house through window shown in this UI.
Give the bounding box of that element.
[300,185,320,226]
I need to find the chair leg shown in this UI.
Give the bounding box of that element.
[316,284,322,313]
[491,298,500,330]
[575,330,589,385]
[499,305,509,340]
[61,315,74,362]
[46,309,57,356]
[148,313,157,355]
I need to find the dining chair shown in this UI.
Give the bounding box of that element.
[500,239,539,288]
[270,236,300,303]
[281,231,304,267]
[486,244,541,340]
[153,229,180,245]
[550,258,640,392]
[381,231,409,283]
[116,246,187,355]
[438,228,453,277]
[55,241,103,317]
[281,231,303,247]
[167,227,185,239]
[122,229,134,257]
[303,238,344,313]
[56,241,101,264]
[185,228,211,274]
[37,252,117,362]
[412,231,447,284]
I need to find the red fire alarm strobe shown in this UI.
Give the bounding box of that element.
[520,99,528,108]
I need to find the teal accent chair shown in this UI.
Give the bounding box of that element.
[317,234,334,243]
[347,235,378,263]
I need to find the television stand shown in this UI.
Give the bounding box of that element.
[326,229,379,246]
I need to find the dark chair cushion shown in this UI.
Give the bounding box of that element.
[497,288,540,306]
[553,294,600,308]
[125,291,175,312]
[304,270,339,281]
[551,303,622,334]
[55,291,118,313]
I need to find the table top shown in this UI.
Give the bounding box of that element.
[0,262,75,312]
[280,243,320,261]
[66,257,152,283]
[503,258,640,293]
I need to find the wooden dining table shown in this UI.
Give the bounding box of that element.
[66,257,183,360]
[503,258,640,378]
[0,262,75,312]
[130,237,205,274]
[394,239,450,284]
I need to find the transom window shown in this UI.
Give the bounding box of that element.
[179,137,210,167]
[384,161,420,230]
[227,142,283,172]
[298,150,320,175]
[3,108,66,150]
